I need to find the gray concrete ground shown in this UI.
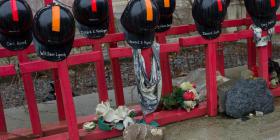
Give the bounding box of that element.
[4,65,280,140]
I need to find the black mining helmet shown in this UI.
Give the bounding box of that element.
[33,4,75,62]
[192,0,230,40]
[72,0,109,39]
[154,0,176,32]
[245,0,280,30]
[121,0,160,49]
[0,0,33,51]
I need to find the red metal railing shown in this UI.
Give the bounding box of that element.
[0,0,279,139]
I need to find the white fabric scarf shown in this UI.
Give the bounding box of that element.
[132,43,162,115]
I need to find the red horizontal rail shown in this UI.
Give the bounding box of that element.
[179,29,253,46]
[159,14,280,37]
[0,46,35,58]
[0,65,16,77]
[73,33,124,47]
[180,25,280,47]
[20,51,103,74]
[0,33,125,58]
[109,43,180,59]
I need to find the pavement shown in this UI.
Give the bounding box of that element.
[4,65,280,140]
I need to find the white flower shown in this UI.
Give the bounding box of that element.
[95,101,112,117]
[180,82,194,91]
[95,102,135,128]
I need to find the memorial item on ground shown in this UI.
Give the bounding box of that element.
[123,123,164,140]
[224,78,274,119]
[95,101,136,131]
[161,82,200,112]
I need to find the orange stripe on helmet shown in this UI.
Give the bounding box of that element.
[164,0,170,8]
[52,6,60,32]
[11,0,19,22]
[271,0,276,7]
[145,0,153,21]
[92,0,97,12]
[217,0,223,12]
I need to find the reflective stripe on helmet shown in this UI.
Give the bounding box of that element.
[217,0,223,12]
[145,0,153,21]
[271,0,276,7]
[164,0,170,8]
[11,0,19,22]
[52,6,60,32]
[92,0,97,12]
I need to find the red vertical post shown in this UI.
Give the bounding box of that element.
[205,43,218,117]
[257,46,269,83]
[53,71,66,121]
[257,31,269,83]
[17,52,42,136]
[92,45,109,102]
[247,38,257,70]
[0,95,7,132]
[268,41,272,58]
[57,61,79,140]
[216,44,225,76]
[108,0,125,106]
[246,14,257,70]
[156,34,173,96]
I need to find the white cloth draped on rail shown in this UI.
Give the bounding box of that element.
[132,43,162,115]
[251,24,274,47]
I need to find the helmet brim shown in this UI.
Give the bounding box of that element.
[251,14,277,30]
[34,34,74,62]
[195,21,221,40]
[76,17,109,39]
[155,14,173,33]
[121,25,155,49]
[0,30,32,51]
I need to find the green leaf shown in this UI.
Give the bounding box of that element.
[98,117,112,131]
[136,119,147,124]
[149,121,160,127]
[129,111,137,118]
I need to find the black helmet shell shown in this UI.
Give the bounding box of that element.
[192,0,229,40]
[154,0,176,32]
[245,0,280,30]
[72,0,109,26]
[0,0,33,51]
[33,4,75,46]
[121,0,160,49]
[33,4,75,62]
[72,0,109,39]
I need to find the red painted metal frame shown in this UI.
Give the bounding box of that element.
[19,51,105,140]
[0,1,279,138]
[33,43,208,140]
[8,44,181,140]
[0,0,115,137]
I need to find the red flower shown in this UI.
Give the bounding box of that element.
[183,91,195,101]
